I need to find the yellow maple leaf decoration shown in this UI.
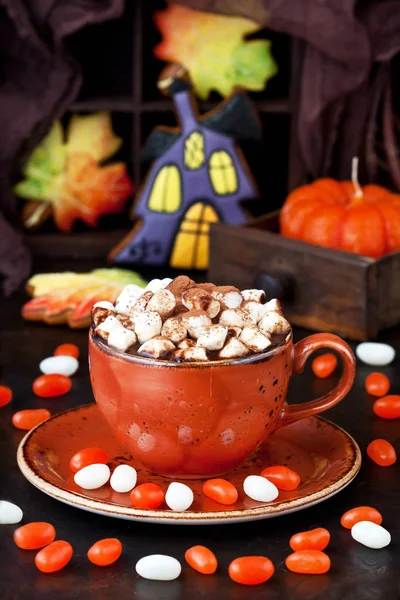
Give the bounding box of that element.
[154,4,277,100]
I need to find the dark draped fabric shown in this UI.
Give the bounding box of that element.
[0,0,399,294]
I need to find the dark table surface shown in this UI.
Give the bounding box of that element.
[1,272,399,600]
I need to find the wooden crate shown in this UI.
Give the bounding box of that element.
[209,211,400,341]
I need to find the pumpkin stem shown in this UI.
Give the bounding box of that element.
[352,157,363,198]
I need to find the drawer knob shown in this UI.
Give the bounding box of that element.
[254,272,291,300]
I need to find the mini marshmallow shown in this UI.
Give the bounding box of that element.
[174,347,209,362]
[95,315,121,341]
[161,317,187,344]
[115,296,140,316]
[181,311,212,339]
[134,311,162,344]
[196,325,228,351]
[116,314,136,330]
[219,337,250,359]
[240,301,263,324]
[92,302,115,326]
[178,339,196,349]
[147,289,176,319]
[219,309,249,328]
[108,326,137,352]
[116,284,144,304]
[263,298,283,314]
[241,289,266,303]
[259,311,290,335]
[145,278,173,293]
[133,291,154,312]
[240,326,272,352]
[212,286,243,309]
[182,288,220,318]
[137,336,175,359]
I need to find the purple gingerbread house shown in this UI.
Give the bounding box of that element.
[110,65,261,270]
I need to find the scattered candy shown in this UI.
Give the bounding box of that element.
[373,395,400,419]
[33,374,72,398]
[14,522,56,550]
[289,528,330,552]
[165,482,194,512]
[185,545,218,575]
[243,475,279,502]
[356,342,395,367]
[74,464,110,490]
[0,385,12,408]
[110,464,137,493]
[228,556,274,585]
[130,483,164,509]
[135,554,181,581]
[311,353,337,378]
[69,448,109,474]
[39,356,79,377]
[351,521,391,549]
[202,479,238,505]
[87,538,122,566]
[367,439,397,466]
[261,466,301,491]
[365,373,390,397]
[12,408,51,431]
[340,506,383,529]
[35,540,73,573]
[54,343,80,359]
[285,550,331,574]
[0,500,23,524]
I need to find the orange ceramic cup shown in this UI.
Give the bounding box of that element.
[89,332,355,479]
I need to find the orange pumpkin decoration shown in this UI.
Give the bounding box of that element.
[280,159,400,259]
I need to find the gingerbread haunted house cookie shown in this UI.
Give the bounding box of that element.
[110,65,261,270]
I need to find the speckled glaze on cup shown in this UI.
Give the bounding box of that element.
[89,332,355,479]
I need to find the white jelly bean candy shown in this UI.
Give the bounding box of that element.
[74,464,110,490]
[0,500,23,524]
[351,521,391,549]
[39,356,79,377]
[165,482,194,512]
[243,475,279,502]
[110,465,137,493]
[135,555,181,581]
[356,342,395,366]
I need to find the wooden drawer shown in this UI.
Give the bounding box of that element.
[209,211,400,340]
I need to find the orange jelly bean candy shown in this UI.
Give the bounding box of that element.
[340,506,383,529]
[69,447,109,473]
[12,408,51,430]
[14,522,56,550]
[289,528,330,552]
[35,540,73,573]
[367,439,397,466]
[185,545,218,575]
[261,466,301,491]
[54,344,80,359]
[33,374,72,398]
[285,550,331,574]
[311,354,337,378]
[130,483,164,509]
[202,479,238,505]
[373,395,400,419]
[229,556,274,585]
[0,385,12,408]
[87,538,122,566]
[365,373,390,397]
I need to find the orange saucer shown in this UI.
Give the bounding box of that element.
[17,404,361,525]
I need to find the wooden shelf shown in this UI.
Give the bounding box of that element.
[24,230,130,260]
[70,97,134,113]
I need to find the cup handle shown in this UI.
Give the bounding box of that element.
[280,333,356,427]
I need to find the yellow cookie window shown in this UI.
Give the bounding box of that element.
[170,202,219,269]
[209,150,238,195]
[184,131,205,170]
[148,165,182,213]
